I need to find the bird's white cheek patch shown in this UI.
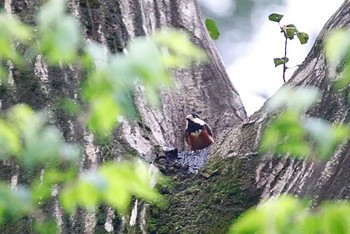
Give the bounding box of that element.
[192,118,206,126]
[191,130,202,136]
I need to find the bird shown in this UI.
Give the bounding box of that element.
[185,113,214,150]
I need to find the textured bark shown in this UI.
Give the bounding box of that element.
[3,0,246,233]
[148,1,350,233]
[3,0,350,233]
[254,1,350,203]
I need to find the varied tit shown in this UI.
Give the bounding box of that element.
[185,113,214,150]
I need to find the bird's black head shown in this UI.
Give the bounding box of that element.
[186,113,200,121]
[191,113,200,118]
[185,113,205,132]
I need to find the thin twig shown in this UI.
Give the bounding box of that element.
[283,36,288,83]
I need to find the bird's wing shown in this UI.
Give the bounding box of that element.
[184,131,190,144]
[204,123,213,138]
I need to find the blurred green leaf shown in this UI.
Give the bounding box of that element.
[61,184,98,212]
[37,0,66,29]
[34,220,58,234]
[61,161,162,214]
[205,18,220,40]
[38,16,81,64]
[324,29,350,68]
[273,57,289,67]
[268,13,284,23]
[0,14,32,65]
[0,66,9,86]
[22,126,62,167]
[0,120,21,157]
[82,29,205,137]
[260,111,311,157]
[128,38,171,107]
[152,29,206,67]
[7,103,44,134]
[87,94,120,136]
[36,0,81,64]
[231,196,350,234]
[297,32,309,45]
[2,104,80,167]
[335,64,350,89]
[0,14,32,42]
[303,118,349,159]
[230,196,305,234]
[0,185,34,223]
[85,41,109,69]
[263,86,348,160]
[32,168,77,202]
[319,202,350,234]
[101,161,162,213]
[58,98,81,116]
[267,86,320,113]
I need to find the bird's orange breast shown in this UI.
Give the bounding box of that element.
[186,129,214,150]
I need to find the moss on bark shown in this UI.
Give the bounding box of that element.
[148,152,262,233]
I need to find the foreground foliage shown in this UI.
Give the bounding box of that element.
[231,26,350,233]
[0,0,204,230]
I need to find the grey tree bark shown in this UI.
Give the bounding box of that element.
[2,0,350,233]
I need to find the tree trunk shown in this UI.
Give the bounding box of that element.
[3,0,350,233]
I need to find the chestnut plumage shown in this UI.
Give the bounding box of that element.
[185,113,214,150]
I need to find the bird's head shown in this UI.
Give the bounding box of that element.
[186,113,205,126]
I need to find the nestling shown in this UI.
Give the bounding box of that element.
[185,113,214,150]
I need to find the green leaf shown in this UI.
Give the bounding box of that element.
[58,98,81,116]
[5,104,80,167]
[273,57,289,67]
[32,168,77,202]
[297,32,309,45]
[335,64,350,89]
[0,14,32,42]
[303,118,349,159]
[319,202,350,234]
[85,41,109,68]
[0,184,34,220]
[60,173,104,212]
[22,126,62,167]
[0,120,21,156]
[0,14,32,65]
[7,104,39,133]
[268,13,284,23]
[260,111,312,157]
[39,16,81,64]
[152,29,206,67]
[282,24,298,39]
[230,196,305,234]
[34,220,58,234]
[205,18,220,40]
[0,66,10,87]
[87,94,120,136]
[267,86,320,113]
[37,0,66,29]
[128,38,172,107]
[324,29,350,67]
[60,161,163,214]
[100,161,162,213]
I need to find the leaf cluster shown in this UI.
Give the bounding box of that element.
[268,13,309,81]
[231,196,350,234]
[261,86,349,159]
[0,0,206,226]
